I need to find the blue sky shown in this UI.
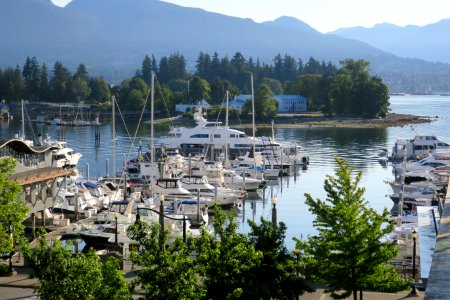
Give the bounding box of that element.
[51,0,450,33]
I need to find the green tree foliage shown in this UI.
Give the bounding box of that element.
[127,220,206,300]
[49,61,71,102]
[189,76,211,102]
[88,77,111,102]
[303,157,408,300]
[0,66,25,101]
[329,59,390,117]
[0,158,28,259]
[118,78,149,111]
[247,218,314,299]
[157,52,188,84]
[22,56,41,100]
[193,205,262,299]
[241,84,278,121]
[285,74,331,112]
[27,230,131,300]
[261,77,283,94]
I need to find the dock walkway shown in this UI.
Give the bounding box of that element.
[424,178,450,299]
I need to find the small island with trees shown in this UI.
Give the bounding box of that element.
[0,52,422,128]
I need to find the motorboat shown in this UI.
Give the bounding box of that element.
[391,133,450,161]
[179,175,240,206]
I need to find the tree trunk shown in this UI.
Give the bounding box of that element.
[360,289,363,300]
[353,290,357,300]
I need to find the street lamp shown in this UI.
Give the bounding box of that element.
[8,220,14,275]
[159,194,165,251]
[410,229,418,296]
[159,194,165,229]
[114,211,120,246]
[271,197,278,225]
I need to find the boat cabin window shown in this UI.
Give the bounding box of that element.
[230,134,237,138]
[213,134,221,138]
[414,145,433,150]
[239,134,247,138]
[190,134,209,138]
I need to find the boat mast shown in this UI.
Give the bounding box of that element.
[251,74,256,177]
[150,71,155,197]
[225,91,229,166]
[21,99,25,138]
[112,96,116,182]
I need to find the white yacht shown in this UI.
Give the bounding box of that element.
[180,175,240,206]
[391,133,450,161]
[159,111,281,159]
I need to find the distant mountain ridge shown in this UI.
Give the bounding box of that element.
[1,0,450,93]
[331,19,450,63]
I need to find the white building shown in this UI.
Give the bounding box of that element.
[230,94,307,113]
[175,99,212,113]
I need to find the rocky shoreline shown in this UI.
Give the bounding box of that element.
[250,113,435,129]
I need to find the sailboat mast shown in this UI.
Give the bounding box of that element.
[150,71,155,159]
[21,99,25,138]
[225,91,229,128]
[251,74,256,160]
[225,91,229,166]
[112,96,116,182]
[150,71,155,197]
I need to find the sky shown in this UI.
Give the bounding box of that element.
[51,0,450,33]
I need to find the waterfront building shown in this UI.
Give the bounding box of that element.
[230,94,307,113]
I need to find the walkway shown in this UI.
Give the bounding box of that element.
[424,178,450,299]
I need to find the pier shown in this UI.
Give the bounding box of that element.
[424,178,450,299]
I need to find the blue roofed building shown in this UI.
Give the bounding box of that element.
[230,94,307,113]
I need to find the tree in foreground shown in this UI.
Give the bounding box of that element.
[27,229,131,300]
[247,218,314,299]
[193,205,262,299]
[127,220,205,300]
[0,158,29,274]
[302,157,409,300]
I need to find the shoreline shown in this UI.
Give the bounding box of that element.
[233,113,435,129]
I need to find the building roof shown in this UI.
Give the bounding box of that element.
[0,139,60,154]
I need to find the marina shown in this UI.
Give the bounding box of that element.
[1,95,450,292]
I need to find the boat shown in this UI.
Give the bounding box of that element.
[50,141,83,168]
[179,175,240,206]
[390,132,450,161]
[393,150,450,173]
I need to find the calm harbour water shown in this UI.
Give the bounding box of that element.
[1,95,449,249]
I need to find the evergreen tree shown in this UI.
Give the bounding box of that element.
[49,61,71,102]
[127,220,205,300]
[39,63,49,101]
[193,205,262,300]
[141,54,153,85]
[303,157,409,300]
[247,218,314,299]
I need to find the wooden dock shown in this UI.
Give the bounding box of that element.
[424,178,450,299]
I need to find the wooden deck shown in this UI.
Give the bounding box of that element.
[424,178,450,299]
[10,166,75,186]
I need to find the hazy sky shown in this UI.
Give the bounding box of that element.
[51,0,450,33]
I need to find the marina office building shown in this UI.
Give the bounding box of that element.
[175,94,307,113]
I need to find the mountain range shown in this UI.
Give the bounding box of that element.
[331,20,450,64]
[1,0,450,93]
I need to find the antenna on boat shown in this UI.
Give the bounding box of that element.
[410,125,419,136]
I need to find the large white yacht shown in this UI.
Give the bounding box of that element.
[158,111,276,159]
